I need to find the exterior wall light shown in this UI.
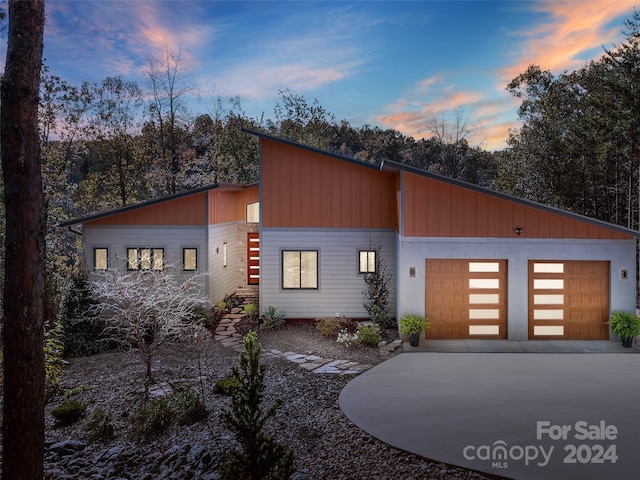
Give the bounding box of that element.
[514,227,523,236]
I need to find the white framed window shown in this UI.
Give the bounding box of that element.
[183,247,197,271]
[223,242,227,268]
[282,250,318,289]
[358,250,376,274]
[246,202,259,223]
[93,247,108,270]
[127,247,164,271]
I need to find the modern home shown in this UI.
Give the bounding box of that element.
[60,128,639,341]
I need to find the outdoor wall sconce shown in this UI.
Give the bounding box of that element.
[215,246,219,254]
[514,227,523,236]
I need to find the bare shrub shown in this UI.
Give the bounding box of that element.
[82,268,210,380]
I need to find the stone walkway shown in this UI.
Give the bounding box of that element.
[214,307,403,375]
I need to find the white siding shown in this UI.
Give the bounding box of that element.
[397,237,637,341]
[208,222,240,303]
[260,228,397,319]
[83,225,208,292]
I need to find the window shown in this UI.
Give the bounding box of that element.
[358,250,376,273]
[94,248,108,270]
[223,242,227,268]
[247,202,259,223]
[127,247,164,271]
[282,250,318,289]
[183,248,197,271]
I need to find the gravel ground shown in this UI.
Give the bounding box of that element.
[38,323,499,479]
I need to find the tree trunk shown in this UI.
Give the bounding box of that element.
[1,1,46,479]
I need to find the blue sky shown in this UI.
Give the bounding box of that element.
[3,0,638,150]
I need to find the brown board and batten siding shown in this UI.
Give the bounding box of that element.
[261,139,397,229]
[85,192,208,226]
[403,172,632,239]
[208,185,258,225]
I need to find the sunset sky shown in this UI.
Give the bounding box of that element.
[3,0,638,150]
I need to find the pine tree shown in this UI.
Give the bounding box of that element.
[220,331,295,480]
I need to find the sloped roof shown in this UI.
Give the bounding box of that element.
[58,182,256,227]
[243,127,640,239]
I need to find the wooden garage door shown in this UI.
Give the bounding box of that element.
[528,261,609,339]
[425,259,507,339]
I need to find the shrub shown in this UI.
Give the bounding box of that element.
[213,374,241,395]
[173,390,208,426]
[134,396,174,437]
[261,306,287,331]
[362,245,393,329]
[134,389,208,437]
[315,317,347,337]
[244,303,258,321]
[220,331,294,479]
[51,400,87,427]
[336,329,360,347]
[83,408,115,441]
[356,322,382,346]
[44,319,65,398]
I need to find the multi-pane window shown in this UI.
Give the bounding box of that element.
[94,248,108,270]
[282,250,318,289]
[127,247,164,271]
[183,248,197,271]
[359,250,376,273]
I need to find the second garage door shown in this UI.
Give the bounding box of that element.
[425,259,507,339]
[528,260,609,339]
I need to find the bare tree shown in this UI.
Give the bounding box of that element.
[1,1,46,479]
[420,106,482,180]
[84,268,209,380]
[145,44,195,194]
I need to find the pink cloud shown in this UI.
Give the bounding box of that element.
[499,0,637,84]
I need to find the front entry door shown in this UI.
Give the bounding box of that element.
[247,232,260,285]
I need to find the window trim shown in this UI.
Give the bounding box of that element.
[93,247,109,271]
[126,247,165,271]
[182,247,198,272]
[281,249,318,290]
[358,249,377,274]
[222,242,228,268]
[246,201,260,223]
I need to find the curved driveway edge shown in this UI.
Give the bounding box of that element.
[339,352,640,480]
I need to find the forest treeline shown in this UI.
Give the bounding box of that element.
[6,11,640,322]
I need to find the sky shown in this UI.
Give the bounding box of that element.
[3,0,639,150]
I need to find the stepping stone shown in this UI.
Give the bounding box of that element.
[286,353,307,361]
[324,360,349,367]
[288,358,309,364]
[215,330,234,336]
[269,349,283,355]
[280,352,298,357]
[303,355,322,361]
[313,366,342,374]
[336,362,359,370]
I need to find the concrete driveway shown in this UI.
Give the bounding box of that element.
[339,342,640,480]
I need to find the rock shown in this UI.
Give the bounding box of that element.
[49,439,87,457]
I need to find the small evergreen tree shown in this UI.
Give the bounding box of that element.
[220,331,294,480]
[362,244,393,329]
